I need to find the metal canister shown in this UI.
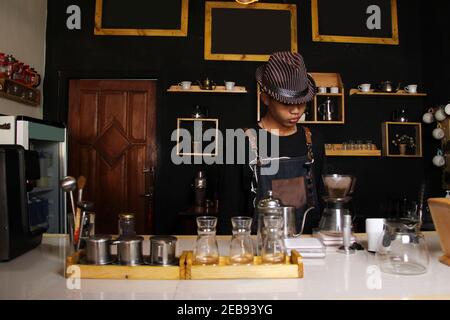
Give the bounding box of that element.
[118,213,136,237]
[86,235,113,265]
[116,235,144,266]
[149,235,178,266]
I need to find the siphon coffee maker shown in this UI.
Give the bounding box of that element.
[315,174,357,246]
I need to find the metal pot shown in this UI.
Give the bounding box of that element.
[149,235,178,266]
[86,234,113,265]
[116,235,144,266]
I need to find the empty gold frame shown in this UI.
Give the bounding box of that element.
[311,0,399,45]
[94,0,189,37]
[205,2,298,61]
[176,118,219,156]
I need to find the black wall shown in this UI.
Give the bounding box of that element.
[44,0,447,233]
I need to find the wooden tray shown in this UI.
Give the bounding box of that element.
[65,250,187,280]
[184,250,304,280]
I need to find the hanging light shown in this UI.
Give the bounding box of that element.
[236,0,259,4]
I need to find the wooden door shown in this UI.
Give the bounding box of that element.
[68,80,157,235]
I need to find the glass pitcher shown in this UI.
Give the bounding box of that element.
[262,215,286,264]
[229,216,254,265]
[193,216,219,265]
[375,218,430,275]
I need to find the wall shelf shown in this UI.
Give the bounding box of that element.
[349,89,427,97]
[381,122,423,157]
[0,78,40,106]
[325,144,381,157]
[167,85,247,93]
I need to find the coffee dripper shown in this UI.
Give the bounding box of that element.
[316,174,357,246]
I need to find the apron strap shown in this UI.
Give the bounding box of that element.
[303,126,315,164]
[244,128,260,198]
[302,126,317,208]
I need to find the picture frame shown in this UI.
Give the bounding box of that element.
[205,2,298,61]
[176,118,219,156]
[94,0,189,37]
[311,0,399,45]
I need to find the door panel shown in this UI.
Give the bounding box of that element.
[68,80,157,234]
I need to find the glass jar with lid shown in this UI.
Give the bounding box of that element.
[118,213,136,237]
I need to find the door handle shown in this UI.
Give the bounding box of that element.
[0,123,11,130]
[140,193,153,198]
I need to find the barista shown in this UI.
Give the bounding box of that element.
[219,52,325,234]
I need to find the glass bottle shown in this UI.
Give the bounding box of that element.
[194,216,219,265]
[261,215,286,264]
[229,216,254,265]
[118,213,136,238]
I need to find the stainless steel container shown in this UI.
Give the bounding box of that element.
[149,235,177,266]
[86,234,113,265]
[116,235,144,266]
[281,206,297,238]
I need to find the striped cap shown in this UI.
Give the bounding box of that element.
[256,52,316,105]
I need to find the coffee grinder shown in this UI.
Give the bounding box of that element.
[315,174,357,246]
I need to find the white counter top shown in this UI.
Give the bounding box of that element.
[0,232,449,300]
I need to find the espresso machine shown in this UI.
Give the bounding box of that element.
[314,174,357,246]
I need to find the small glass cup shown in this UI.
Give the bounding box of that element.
[348,140,355,150]
[356,140,363,150]
[194,216,220,265]
[229,216,254,265]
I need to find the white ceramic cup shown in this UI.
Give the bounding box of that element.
[432,127,445,140]
[225,81,235,91]
[444,103,450,116]
[435,108,447,121]
[329,87,339,94]
[433,154,446,167]
[318,87,327,93]
[422,112,435,124]
[179,81,192,90]
[404,84,418,94]
[358,83,371,92]
[366,218,385,252]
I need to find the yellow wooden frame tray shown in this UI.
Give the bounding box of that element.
[185,250,303,280]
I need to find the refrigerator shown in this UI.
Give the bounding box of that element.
[0,116,67,233]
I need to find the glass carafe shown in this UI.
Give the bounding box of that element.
[193,216,219,265]
[375,219,430,275]
[229,216,254,265]
[262,215,286,264]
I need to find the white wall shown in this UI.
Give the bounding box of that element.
[0,0,47,119]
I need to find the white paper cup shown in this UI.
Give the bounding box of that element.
[318,87,327,93]
[366,218,385,252]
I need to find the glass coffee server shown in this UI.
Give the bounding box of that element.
[229,216,254,265]
[193,216,219,265]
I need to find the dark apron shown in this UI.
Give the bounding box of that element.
[246,127,319,234]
